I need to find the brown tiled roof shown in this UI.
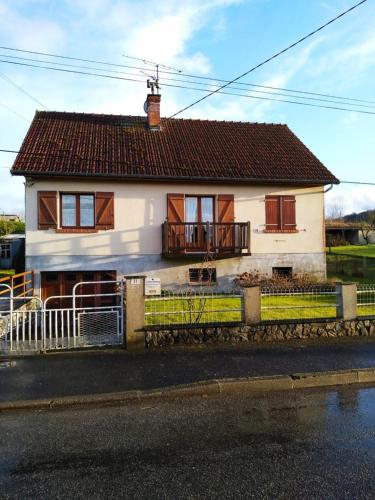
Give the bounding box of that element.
[11,111,339,185]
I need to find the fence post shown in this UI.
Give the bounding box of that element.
[242,285,261,324]
[124,275,145,350]
[336,282,357,320]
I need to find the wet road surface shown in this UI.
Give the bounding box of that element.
[1,384,375,499]
[3,339,375,402]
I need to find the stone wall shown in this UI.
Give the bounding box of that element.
[145,318,375,348]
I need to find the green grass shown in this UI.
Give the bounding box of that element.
[145,296,242,326]
[327,244,375,258]
[326,252,375,284]
[0,269,15,278]
[358,305,375,317]
[146,293,342,326]
[261,293,337,321]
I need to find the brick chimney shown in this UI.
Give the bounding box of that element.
[146,93,161,129]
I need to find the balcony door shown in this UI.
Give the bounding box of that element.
[185,196,214,251]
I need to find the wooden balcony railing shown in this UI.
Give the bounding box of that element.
[162,222,251,257]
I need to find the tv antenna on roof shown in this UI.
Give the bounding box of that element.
[123,54,182,94]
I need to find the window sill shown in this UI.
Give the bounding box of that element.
[56,228,98,234]
[263,229,299,233]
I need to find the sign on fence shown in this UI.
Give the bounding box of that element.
[145,277,161,296]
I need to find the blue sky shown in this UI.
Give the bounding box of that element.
[0,0,374,216]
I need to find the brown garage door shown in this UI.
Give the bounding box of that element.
[41,271,117,308]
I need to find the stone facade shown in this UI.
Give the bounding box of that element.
[145,318,375,348]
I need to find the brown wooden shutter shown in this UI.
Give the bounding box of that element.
[217,194,234,223]
[95,192,114,230]
[167,193,185,252]
[281,196,296,230]
[217,194,234,250]
[167,193,185,222]
[265,196,280,231]
[38,191,57,230]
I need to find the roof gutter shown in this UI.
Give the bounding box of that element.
[11,169,340,186]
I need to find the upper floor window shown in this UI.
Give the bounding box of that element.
[61,194,95,228]
[265,195,296,232]
[38,191,114,232]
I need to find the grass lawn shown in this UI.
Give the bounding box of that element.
[327,245,375,258]
[145,292,363,326]
[0,269,15,278]
[145,295,242,326]
[326,248,375,284]
[261,293,337,321]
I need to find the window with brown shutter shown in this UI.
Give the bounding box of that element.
[265,195,297,232]
[38,191,114,231]
[38,191,57,229]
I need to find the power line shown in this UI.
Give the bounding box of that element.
[1,58,375,117]
[166,0,369,119]
[340,181,375,186]
[0,102,29,122]
[0,43,374,107]
[0,71,49,110]
[2,53,375,110]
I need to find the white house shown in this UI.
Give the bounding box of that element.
[11,94,339,299]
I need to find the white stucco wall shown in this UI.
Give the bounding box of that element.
[25,179,326,290]
[25,179,325,256]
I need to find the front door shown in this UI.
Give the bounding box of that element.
[185,196,214,251]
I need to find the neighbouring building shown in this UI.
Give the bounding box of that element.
[0,234,25,271]
[11,94,339,299]
[0,214,22,222]
[326,221,375,246]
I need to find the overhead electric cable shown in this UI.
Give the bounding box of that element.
[166,0,369,119]
[1,53,375,110]
[0,102,29,121]
[0,71,49,110]
[0,58,375,116]
[0,43,374,106]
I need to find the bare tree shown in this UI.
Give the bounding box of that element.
[326,197,345,220]
[359,212,375,245]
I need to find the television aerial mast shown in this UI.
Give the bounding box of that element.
[123,54,182,94]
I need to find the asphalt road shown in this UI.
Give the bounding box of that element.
[1,384,375,499]
[3,339,375,402]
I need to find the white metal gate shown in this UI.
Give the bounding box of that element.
[0,281,124,353]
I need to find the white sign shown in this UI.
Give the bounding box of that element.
[145,277,161,296]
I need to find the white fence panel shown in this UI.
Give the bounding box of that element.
[0,280,124,353]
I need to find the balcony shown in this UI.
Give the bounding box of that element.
[162,222,251,258]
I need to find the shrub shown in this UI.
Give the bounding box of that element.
[235,270,334,288]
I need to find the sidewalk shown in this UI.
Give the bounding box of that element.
[1,338,375,405]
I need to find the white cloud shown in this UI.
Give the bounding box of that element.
[0,2,65,51]
[0,0,245,212]
[326,185,375,216]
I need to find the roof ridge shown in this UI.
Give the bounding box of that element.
[35,110,287,126]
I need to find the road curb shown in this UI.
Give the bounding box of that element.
[1,367,375,412]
